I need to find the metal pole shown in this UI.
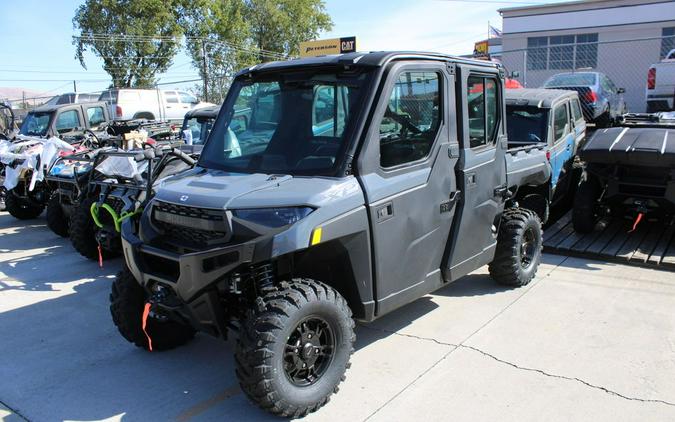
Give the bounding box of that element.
[523,50,528,87]
[202,41,209,102]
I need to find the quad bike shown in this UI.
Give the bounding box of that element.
[68,143,199,262]
[45,119,178,237]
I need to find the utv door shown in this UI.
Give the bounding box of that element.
[444,67,507,280]
[570,97,586,155]
[550,102,574,200]
[358,62,460,315]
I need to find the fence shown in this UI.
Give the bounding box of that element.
[500,35,675,113]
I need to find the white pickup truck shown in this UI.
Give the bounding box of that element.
[98,89,214,122]
[646,48,675,112]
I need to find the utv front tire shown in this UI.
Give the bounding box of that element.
[489,208,543,287]
[70,196,120,260]
[110,265,195,351]
[235,279,355,418]
[46,194,69,237]
[573,176,601,233]
[5,191,44,220]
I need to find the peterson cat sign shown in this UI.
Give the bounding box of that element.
[300,37,357,57]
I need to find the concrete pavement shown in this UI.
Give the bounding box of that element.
[1,211,674,421]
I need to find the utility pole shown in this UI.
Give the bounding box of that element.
[202,40,209,102]
[73,80,77,92]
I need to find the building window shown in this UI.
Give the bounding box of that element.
[527,33,598,71]
[527,37,548,70]
[662,27,675,59]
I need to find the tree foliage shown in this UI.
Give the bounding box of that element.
[183,0,333,102]
[73,0,186,88]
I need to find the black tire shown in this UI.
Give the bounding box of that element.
[489,208,543,287]
[235,279,355,418]
[573,176,601,233]
[110,265,195,351]
[0,187,6,211]
[519,193,549,225]
[595,108,611,128]
[5,191,44,220]
[70,196,120,260]
[46,194,69,237]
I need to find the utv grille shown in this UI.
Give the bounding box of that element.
[152,200,229,246]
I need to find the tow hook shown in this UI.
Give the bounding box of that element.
[629,201,648,233]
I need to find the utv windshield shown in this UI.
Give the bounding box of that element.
[20,112,51,136]
[506,105,548,147]
[198,68,372,176]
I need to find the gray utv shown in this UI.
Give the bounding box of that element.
[110,52,550,417]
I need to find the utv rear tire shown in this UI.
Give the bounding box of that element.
[235,279,355,418]
[5,191,44,220]
[110,265,195,351]
[46,194,69,237]
[573,176,601,233]
[489,208,543,287]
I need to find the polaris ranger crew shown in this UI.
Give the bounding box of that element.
[110,52,549,417]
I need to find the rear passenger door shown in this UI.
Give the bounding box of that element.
[444,66,506,280]
[570,97,586,153]
[550,102,574,191]
[164,91,180,119]
[53,108,83,135]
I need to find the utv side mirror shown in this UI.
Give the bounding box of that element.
[617,87,626,94]
[510,71,520,78]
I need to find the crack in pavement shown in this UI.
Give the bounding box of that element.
[360,325,675,410]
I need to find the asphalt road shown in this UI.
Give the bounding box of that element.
[1,211,675,421]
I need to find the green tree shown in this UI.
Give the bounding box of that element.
[182,0,333,101]
[73,0,185,88]
[245,0,333,63]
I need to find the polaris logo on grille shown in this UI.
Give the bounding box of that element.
[179,195,189,202]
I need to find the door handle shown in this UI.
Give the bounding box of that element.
[440,190,462,213]
[376,203,393,221]
[494,185,509,199]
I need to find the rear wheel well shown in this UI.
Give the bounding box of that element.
[133,111,155,120]
[513,183,550,223]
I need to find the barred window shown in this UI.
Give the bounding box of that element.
[527,37,548,70]
[527,33,598,71]
[662,27,675,59]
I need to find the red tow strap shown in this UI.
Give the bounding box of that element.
[630,213,644,233]
[97,244,103,268]
[142,303,153,352]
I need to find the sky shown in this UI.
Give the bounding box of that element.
[0,0,566,102]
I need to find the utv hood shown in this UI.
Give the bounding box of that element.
[153,167,363,210]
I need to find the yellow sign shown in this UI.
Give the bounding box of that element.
[300,37,357,58]
[474,40,489,57]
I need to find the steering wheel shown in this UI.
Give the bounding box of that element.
[83,129,101,149]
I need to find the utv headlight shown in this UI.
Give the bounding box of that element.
[233,207,313,228]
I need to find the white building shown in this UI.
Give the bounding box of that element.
[500,0,675,112]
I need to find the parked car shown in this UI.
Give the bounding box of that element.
[505,88,586,222]
[19,101,110,138]
[646,48,675,112]
[542,72,627,127]
[98,88,212,122]
[45,92,100,106]
[109,51,552,418]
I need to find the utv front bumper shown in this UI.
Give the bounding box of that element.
[121,220,258,337]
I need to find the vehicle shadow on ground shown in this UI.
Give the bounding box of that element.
[0,213,67,254]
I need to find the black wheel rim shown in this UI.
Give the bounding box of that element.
[520,228,537,270]
[283,316,335,387]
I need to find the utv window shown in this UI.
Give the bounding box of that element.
[571,99,583,121]
[199,69,371,176]
[379,71,441,167]
[467,75,500,148]
[553,105,569,141]
[55,110,81,133]
[506,105,548,147]
[86,107,106,127]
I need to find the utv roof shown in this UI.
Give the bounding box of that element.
[184,105,220,119]
[236,51,500,76]
[30,101,108,113]
[505,88,577,108]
